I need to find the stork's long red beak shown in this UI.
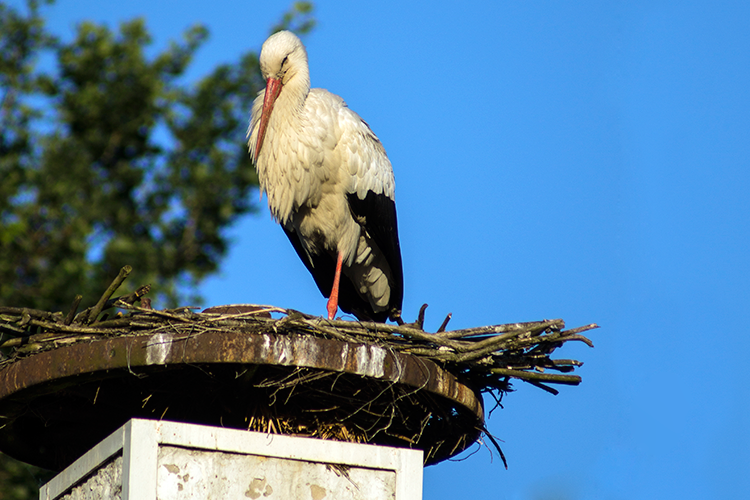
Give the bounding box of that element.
[254,77,283,162]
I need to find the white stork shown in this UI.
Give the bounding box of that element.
[247,31,403,323]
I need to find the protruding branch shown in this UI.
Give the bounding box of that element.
[490,367,582,385]
[437,313,452,333]
[64,295,83,326]
[77,265,132,324]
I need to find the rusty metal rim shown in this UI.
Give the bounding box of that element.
[0,331,483,421]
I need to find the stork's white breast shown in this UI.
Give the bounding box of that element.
[250,88,395,224]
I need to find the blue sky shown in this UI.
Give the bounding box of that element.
[24,1,750,498]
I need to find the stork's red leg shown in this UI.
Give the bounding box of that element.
[327,251,344,320]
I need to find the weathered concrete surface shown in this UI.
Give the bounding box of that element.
[59,456,122,500]
[40,420,422,500]
[158,445,396,500]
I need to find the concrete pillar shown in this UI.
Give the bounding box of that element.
[39,419,423,500]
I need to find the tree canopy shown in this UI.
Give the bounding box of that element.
[0,0,315,313]
[0,1,315,497]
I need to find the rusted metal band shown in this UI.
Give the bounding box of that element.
[0,332,482,420]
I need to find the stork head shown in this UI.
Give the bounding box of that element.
[254,31,310,161]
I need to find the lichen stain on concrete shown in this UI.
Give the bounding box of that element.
[245,477,273,498]
[163,463,180,474]
[310,484,327,500]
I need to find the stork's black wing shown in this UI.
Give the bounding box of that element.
[346,190,404,321]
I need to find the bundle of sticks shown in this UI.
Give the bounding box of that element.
[0,266,597,397]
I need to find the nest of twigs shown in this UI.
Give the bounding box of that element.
[0,266,597,468]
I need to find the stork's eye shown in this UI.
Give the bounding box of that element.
[281,55,289,69]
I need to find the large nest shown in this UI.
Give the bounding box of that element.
[0,266,597,469]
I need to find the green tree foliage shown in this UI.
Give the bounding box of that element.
[0,0,315,313]
[0,452,53,500]
[0,1,315,497]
